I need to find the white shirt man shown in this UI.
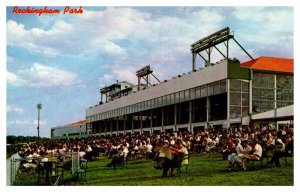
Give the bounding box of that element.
[121,146,129,158]
[146,143,153,153]
[228,140,243,167]
[242,140,262,170]
[253,143,262,158]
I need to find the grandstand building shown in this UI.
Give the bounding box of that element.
[51,120,88,139]
[86,55,293,136]
[86,28,293,136]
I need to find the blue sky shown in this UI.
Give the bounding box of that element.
[6,6,293,137]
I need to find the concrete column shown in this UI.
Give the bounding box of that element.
[85,122,88,135]
[192,53,196,71]
[274,74,277,117]
[161,107,164,132]
[104,120,107,135]
[131,115,134,132]
[174,105,177,131]
[140,113,143,133]
[110,119,113,133]
[249,80,253,114]
[206,97,210,125]
[123,115,126,134]
[150,109,153,134]
[227,79,231,128]
[116,117,119,135]
[189,101,192,133]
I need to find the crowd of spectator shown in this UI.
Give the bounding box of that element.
[16,123,294,174]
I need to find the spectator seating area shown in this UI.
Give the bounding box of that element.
[12,123,293,184]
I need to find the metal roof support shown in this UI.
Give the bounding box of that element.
[142,76,153,86]
[198,53,207,62]
[214,45,227,59]
[232,37,254,61]
[151,73,161,83]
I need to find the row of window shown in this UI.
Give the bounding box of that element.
[229,79,250,119]
[230,79,249,92]
[253,88,293,101]
[252,72,293,114]
[253,72,275,88]
[88,79,227,122]
[88,74,293,122]
[92,97,226,131]
[277,74,293,89]
[253,72,293,89]
[277,89,293,101]
[230,106,249,119]
[252,99,293,114]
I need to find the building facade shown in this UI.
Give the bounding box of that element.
[51,120,88,139]
[241,57,293,124]
[86,56,293,136]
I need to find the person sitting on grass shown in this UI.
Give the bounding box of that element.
[106,144,128,169]
[242,138,262,171]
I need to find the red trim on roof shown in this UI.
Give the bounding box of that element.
[68,120,86,126]
[241,56,293,73]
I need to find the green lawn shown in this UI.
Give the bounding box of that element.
[13,153,294,186]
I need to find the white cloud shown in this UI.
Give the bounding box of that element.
[112,68,138,84]
[6,7,225,60]
[90,8,226,84]
[98,74,114,88]
[6,71,25,85]
[7,7,293,85]
[7,120,48,137]
[91,39,126,57]
[7,20,56,57]
[7,105,25,115]
[8,120,47,127]
[233,7,293,30]
[98,67,138,87]
[7,63,80,88]
[191,9,225,24]
[232,7,293,57]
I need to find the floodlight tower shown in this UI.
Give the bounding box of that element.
[190,27,254,71]
[136,65,161,91]
[36,103,42,141]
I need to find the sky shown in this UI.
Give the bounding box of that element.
[6,6,294,137]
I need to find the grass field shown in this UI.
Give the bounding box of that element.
[13,152,294,186]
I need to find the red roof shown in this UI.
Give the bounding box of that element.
[68,120,86,126]
[240,56,293,73]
